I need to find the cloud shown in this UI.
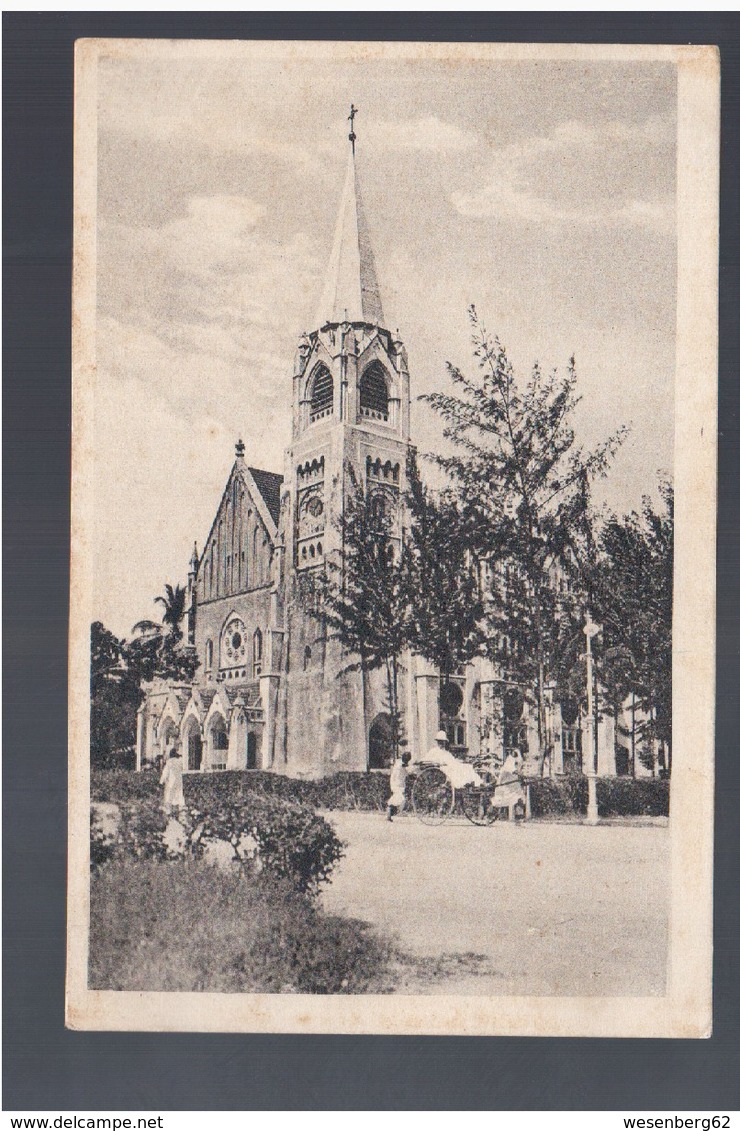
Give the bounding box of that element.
[100,96,321,169]
[363,115,477,153]
[451,115,674,232]
[98,193,321,375]
[94,191,323,612]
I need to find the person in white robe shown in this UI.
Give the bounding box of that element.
[495,749,526,819]
[160,747,185,816]
[387,748,411,821]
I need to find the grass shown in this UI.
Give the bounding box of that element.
[89,856,395,994]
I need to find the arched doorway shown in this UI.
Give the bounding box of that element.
[503,687,528,758]
[208,715,229,771]
[368,713,394,770]
[247,731,259,770]
[160,718,179,758]
[439,680,466,752]
[559,697,582,773]
[183,717,203,772]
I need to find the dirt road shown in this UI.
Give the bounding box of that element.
[321,811,670,996]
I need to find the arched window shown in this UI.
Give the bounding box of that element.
[253,628,263,677]
[303,645,312,671]
[369,491,389,528]
[218,521,223,595]
[205,639,213,671]
[209,717,228,771]
[368,712,394,769]
[359,361,389,421]
[309,365,333,421]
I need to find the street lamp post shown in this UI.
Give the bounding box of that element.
[583,615,602,825]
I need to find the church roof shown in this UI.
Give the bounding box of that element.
[199,688,217,713]
[173,688,191,712]
[314,145,384,328]
[248,466,283,527]
[222,684,261,708]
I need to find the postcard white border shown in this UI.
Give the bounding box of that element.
[67,39,718,1037]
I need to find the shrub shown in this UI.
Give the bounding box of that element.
[89,857,394,994]
[187,777,344,892]
[526,774,669,818]
[310,771,390,811]
[91,767,391,812]
[91,797,172,870]
[91,772,344,893]
[526,775,588,817]
[596,776,669,817]
[90,807,118,870]
[92,767,668,824]
[91,768,159,804]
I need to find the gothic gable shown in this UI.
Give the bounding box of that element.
[197,460,282,603]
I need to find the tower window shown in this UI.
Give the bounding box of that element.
[310,365,333,421]
[253,628,263,677]
[360,362,389,421]
[369,492,389,527]
[205,639,213,671]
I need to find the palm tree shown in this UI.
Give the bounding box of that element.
[130,619,162,639]
[154,583,188,641]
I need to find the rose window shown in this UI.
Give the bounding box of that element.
[223,619,247,664]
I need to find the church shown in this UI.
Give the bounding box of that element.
[135,119,650,781]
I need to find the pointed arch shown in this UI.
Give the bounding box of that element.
[253,628,263,678]
[205,711,229,772]
[180,696,207,772]
[309,364,334,421]
[359,361,389,420]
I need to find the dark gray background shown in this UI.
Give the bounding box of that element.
[4,12,739,1112]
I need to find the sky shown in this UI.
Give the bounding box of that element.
[92,47,676,637]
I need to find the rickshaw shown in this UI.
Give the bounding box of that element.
[411,752,526,826]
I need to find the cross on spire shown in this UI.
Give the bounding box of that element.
[348,103,358,154]
[313,104,383,326]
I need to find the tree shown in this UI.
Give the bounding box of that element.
[125,628,199,686]
[154,583,188,642]
[128,580,197,684]
[423,306,628,764]
[90,580,199,769]
[404,450,485,681]
[90,621,140,769]
[317,465,411,759]
[592,480,673,773]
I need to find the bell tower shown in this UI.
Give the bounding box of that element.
[279,111,413,776]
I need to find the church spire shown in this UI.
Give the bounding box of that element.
[314,108,384,329]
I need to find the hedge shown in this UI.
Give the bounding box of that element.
[526,775,669,818]
[91,767,390,811]
[91,768,668,819]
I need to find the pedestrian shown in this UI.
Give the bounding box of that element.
[387,745,411,822]
[496,748,526,821]
[160,745,185,817]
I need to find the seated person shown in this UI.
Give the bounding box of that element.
[418,730,483,789]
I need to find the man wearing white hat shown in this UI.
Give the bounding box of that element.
[419,729,483,790]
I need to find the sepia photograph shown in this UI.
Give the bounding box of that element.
[67,39,718,1036]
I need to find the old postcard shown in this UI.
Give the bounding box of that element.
[67,40,718,1036]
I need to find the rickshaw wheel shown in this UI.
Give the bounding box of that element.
[412,767,454,825]
[461,785,499,826]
